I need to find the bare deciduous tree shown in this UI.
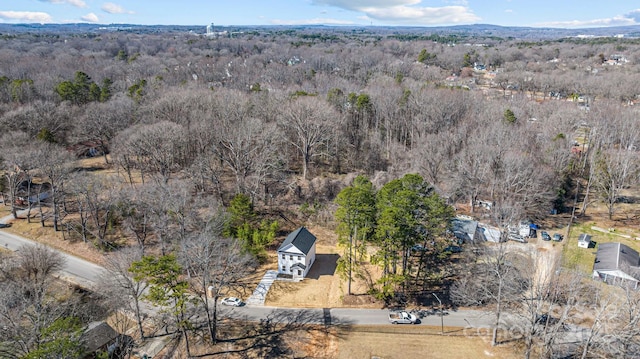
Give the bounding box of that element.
[180,214,256,345]
[0,245,66,358]
[101,247,148,340]
[280,96,337,180]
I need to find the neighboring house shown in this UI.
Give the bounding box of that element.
[477,223,502,243]
[578,233,593,248]
[81,321,118,358]
[473,62,486,71]
[277,226,317,280]
[593,242,640,289]
[518,220,538,238]
[67,140,107,158]
[452,216,481,243]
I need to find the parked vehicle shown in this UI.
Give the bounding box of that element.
[389,310,418,324]
[445,245,463,253]
[541,231,551,241]
[221,297,244,306]
[553,233,563,241]
[536,313,559,325]
[508,233,527,243]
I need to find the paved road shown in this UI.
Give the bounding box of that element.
[0,212,493,328]
[218,305,493,327]
[0,213,105,289]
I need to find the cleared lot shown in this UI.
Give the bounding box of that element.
[336,325,520,359]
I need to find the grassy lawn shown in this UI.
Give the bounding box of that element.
[562,221,640,275]
[336,325,520,359]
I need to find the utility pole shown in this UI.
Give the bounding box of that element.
[433,293,444,335]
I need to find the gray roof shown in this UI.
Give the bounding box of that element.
[291,262,306,269]
[278,226,316,255]
[594,242,640,271]
[452,218,478,242]
[579,233,592,243]
[82,321,118,353]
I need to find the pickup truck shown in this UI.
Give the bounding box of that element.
[388,310,418,324]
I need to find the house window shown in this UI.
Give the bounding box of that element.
[281,254,285,259]
[281,266,285,271]
[298,270,302,276]
[289,255,293,260]
[297,256,301,260]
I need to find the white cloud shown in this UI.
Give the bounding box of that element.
[101,2,134,15]
[0,11,53,23]
[535,8,640,28]
[504,9,513,13]
[311,0,479,24]
[271,17,355,25]
[363,5,479,24]
[38,0,87,8]
[312,0,421,12]
[81,12,99,22]
[67,0,87,7]
[624,9,640,22]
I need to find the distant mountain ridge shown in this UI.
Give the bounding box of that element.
[0,22,639,40]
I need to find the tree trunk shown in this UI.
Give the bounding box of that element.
[182,327,191,357]
[492,278,503,346]
[347,227,355,296]
[52,187,59,232]
[302,149,310,181]
[211,299,218,345]
[38,199,45,227]
[133,296,145,339]
[26,179,32,223]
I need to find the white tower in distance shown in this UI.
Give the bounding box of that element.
[206,23,214,36]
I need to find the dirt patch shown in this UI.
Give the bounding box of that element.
[265,242,376,308]
[264,224,383,308]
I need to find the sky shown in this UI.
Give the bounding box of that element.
[0,0,639,29]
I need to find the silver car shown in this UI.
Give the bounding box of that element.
[508,233,527,243]
[221,297,244,306]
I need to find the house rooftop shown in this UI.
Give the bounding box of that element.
[578,233,592,242]
[278,226,316,255]
[81,321,118,354]
[594,242,640,272]
[452,217,478,242]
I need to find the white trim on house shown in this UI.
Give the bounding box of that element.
[277,227,317,280]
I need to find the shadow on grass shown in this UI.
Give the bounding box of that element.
[192,308,353,358]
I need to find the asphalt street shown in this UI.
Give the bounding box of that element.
[0,212,492,328]
[218,305,494,327]
[0,213,105,288]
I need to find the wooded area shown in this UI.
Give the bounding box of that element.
[1,26,640,358]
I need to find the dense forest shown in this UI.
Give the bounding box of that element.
[1,25,640,358]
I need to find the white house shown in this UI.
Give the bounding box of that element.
[277,227,317,280]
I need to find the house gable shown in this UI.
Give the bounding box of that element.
[278,243,303,255]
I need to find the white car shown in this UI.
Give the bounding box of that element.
[508,233,527,243]
[221,297,244,306]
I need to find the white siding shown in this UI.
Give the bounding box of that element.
[304,243,316,277]
[278,251,306,275]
